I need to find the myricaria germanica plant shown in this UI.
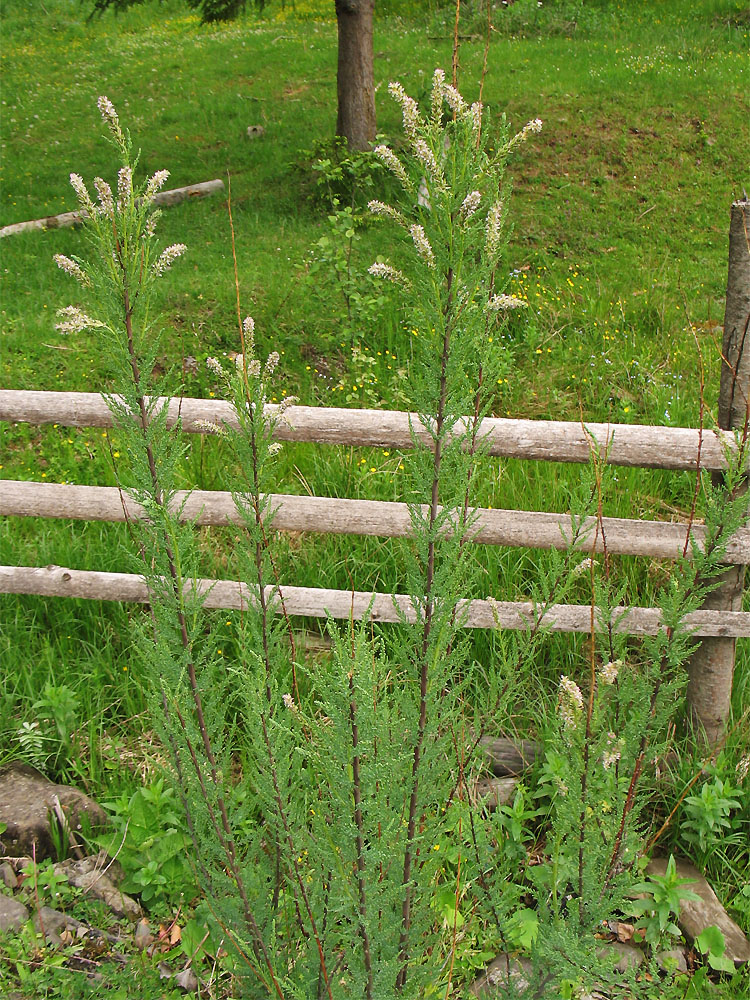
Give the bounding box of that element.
[52,85,748,999]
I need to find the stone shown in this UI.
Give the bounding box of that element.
[470,953,531,996]
[33,905,85,946]
[63,864,141,921]
[0,762,108,860]
[647,857,750,965]
[474,776,518,810]
[246,125,265,139]
[57,851,124,887]
[0,862,18,890]
[0,895,29,932]
[596,940,644,972]
[656,949,688,974]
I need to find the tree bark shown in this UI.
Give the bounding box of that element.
[687,199,750,746]
[335,0,376,150]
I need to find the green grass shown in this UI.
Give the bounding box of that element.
[1,0,749,993]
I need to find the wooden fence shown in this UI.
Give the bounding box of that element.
[1,388,748,637]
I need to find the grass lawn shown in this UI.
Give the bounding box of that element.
[1,0,749,995]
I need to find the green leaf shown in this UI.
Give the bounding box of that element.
[504,908,539,951]
[696,925,726,957]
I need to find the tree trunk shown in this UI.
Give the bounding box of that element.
[335,0,376,151]
[686,198,750,747]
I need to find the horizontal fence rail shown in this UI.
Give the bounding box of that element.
[0,390,742,471]
[2,479,749,562]
[3,565,749,637]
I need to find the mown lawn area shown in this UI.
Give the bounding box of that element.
[1,0,748,996]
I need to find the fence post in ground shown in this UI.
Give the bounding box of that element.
[687,198,750,746]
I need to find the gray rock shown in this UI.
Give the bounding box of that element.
[647,857,750,965]
[0,862,17,890]
[57,851,124,887]
[596,939,644,972]
[656,949,688,974]
[63,865,141,921]
[474,776,518,810]
[246,125,265,139]
[0,894,29,932]
[33,905,85,945]
[0,762,108,859]
[470,953,531,996]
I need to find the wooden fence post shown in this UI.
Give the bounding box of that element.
[687,198,750,746]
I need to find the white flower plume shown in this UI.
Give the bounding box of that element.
[53,254,91,288]
[152,243,186,277]
[374,145,413,192]
[69,173,94,214]
[459,190,481,223]
[55,305,106,336]
[368,200,407,227]
[144,169,170,204]
[558,675,584,730]
[488,294,527,312]
[368,262,409,287]
[388,81,421,140]
[116,166,132,213]
[97,95,125,146]
[409,224,435,269]
[93,177,114,219]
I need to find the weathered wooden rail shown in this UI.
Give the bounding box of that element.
[0,389,741,471]
[1,389,748,634]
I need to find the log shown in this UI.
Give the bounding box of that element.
[0,390,743,472]
[2,479,749,561]
[2,565,750,637]
[479,737,539,776]
[0,180,225,238]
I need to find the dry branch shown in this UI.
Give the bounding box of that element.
[2,565,749,637]
[2,479,748,561]
[0,390,743,471]
[0,180,225,238]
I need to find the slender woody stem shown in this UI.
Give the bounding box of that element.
[396,268,454,991]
